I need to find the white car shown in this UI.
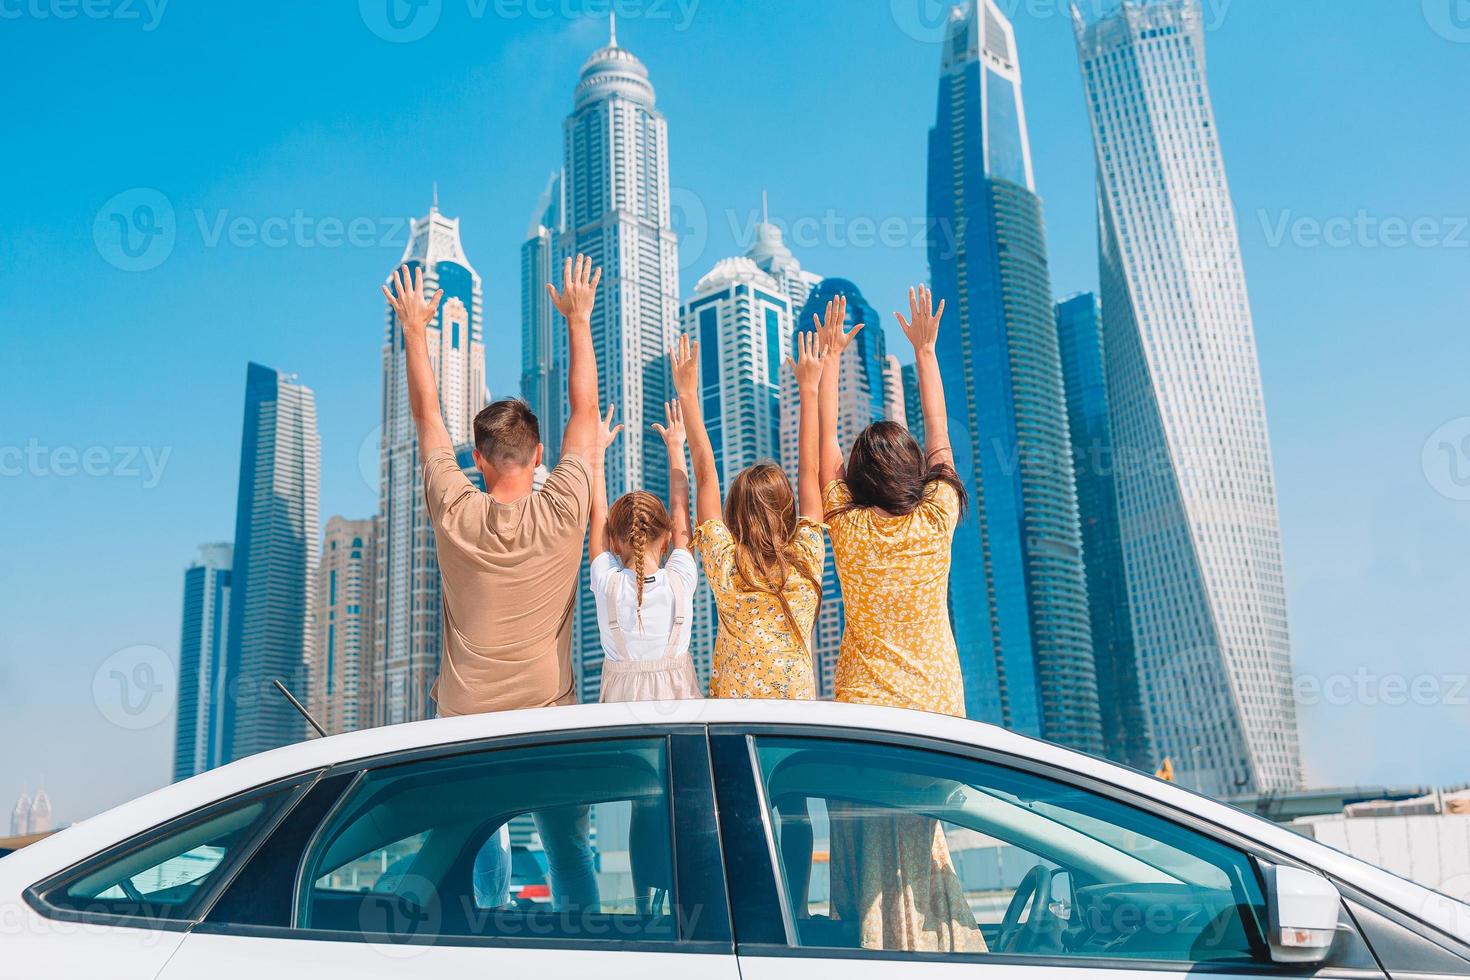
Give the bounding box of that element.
[4,699,1468,979]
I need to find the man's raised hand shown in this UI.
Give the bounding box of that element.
[895,284,945,353]
[547,253,602,321]
[381,265,443,339]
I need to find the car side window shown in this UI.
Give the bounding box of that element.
[36,785,294,924]
[751,736,1268,964]
[297,737,678,944]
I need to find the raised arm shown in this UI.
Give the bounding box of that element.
[786,330,827,520]
[587,404,624,558]
[670,335,722,526]
[382,265,450,457]
[652,400,692,551]
[895,284,952,469]
[549,254,603,459]
[816,295,865,489]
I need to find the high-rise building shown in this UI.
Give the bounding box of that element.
[882,355,908,430]
[522,170,565,460]
[223,363,320,762]
[1055,293,1152,771]
[901,362,926,447]
[927,0,1102,752]
[310,517,375,736]
[554,18,681,703]
[174,542,232,780]
[782,278,890,697]
[373,200,488,726]
[680,256,794,684]
[27,789,51,834]
[1073,0,1302,795]
[10,791,30,837]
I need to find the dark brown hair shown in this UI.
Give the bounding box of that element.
[473,399,540,470]
[607,490,674,619]
[830,420,968,521]
[725,462,821,645]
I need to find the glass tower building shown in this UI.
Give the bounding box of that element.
[173,542,232,780]
[373,202,488,725]
[1056,293,1152,771]
[927,0,1102,751]
[521,170,565,461]
[1073,0,1302,795]
[554,19,682,703]
[223,363,320,762]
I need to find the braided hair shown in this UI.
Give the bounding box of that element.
[606,490,674,630]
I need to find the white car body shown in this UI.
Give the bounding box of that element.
[3,699,1467,979]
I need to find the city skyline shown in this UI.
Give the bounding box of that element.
[6,2,1469,824]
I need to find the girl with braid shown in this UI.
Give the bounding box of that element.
[587,401,702,702]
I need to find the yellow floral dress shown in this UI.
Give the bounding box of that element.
[694,518,823,700]
[823,479,966,717]
[823,478,984,954]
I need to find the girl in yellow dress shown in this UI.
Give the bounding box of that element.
[815,286,986,954]
[668,332,829,700]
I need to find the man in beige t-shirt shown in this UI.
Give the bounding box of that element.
[381,255,609,909]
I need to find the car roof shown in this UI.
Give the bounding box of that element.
[8,699,1468,945]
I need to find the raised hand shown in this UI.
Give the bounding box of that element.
[651,399,687,455]
[381,264,443,339]
[786,329,827,390]
[814,294,863,357]
[546,253,602,321]
[895,284,945,352]
[595,403,624,451]
[670,333,699,401]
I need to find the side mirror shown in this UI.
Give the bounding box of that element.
[1262,863,1342,965]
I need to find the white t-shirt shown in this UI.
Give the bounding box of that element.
[589,549,697,662]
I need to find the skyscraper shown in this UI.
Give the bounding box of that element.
[310,517,374,736]
[927,0,1102,752]
[373,201,488,726]
[901,361,926,447]
[680,256,794,683]
[522,170,565,460]
[783,278,891,697]
[10,791,30,837]
[223,363,320,762]
[1073,0,1302,795]
[554,18,681,702]
[1055,293,1152,771]
[174,542,232,781]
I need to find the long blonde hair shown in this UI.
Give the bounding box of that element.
[725,463,821,645]
[607,490,673,621]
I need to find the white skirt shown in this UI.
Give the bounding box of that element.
[599,653,703,703]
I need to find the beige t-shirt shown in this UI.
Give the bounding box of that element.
[422,448,592,717]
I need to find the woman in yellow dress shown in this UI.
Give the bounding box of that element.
[816,286,986,954]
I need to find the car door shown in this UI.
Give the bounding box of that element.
[157,729,737,980]
[709,727,1383,980]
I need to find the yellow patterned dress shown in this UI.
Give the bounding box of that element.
[823,478,984,954]
[694,518,823,700]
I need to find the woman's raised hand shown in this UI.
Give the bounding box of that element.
[595,403,624,451]
[786,329,827,389]
[652,399,687,454]
[814,293,864,357]
[895,284,945,353]
[670,333,699,401]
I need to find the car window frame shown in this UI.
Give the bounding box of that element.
[709,724,1373,976]
[191,725,733,956]
[24,771,323,932]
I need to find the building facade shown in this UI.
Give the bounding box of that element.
[173,542,232,780]
[373,203,488,726]
[310,517,375,736]
[1073,0,1302,794]
[901,361,926,447]
[553,20,682,703]
[1055,293,1152,771]
[223,363,320,762]
[927,0,1102,752]
[522,170,565,461]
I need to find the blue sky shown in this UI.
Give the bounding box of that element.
[2,0,1468,824]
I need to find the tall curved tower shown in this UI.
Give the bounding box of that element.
[556,18,681,701]
[927,0,1103,752]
